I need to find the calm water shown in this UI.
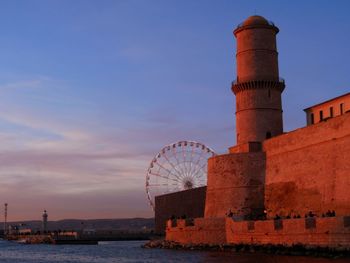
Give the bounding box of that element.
[0,239,348,263]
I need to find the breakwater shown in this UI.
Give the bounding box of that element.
[143,239,350,258]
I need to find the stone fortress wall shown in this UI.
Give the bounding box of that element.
[264,111,350,218]
[167,216,350,248]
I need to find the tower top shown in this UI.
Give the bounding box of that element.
[243,15,269,26]
[234,15,279,35]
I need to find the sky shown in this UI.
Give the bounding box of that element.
[0,0,349,221]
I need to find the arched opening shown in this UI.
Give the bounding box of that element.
[266,131,272,139]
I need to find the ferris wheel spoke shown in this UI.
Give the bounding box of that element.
[148,171,181,183]
[172,146,187,176]
[148,183,179,187]
[153,162,184,182]
[187,146,195,177]
[193,148,206,167]
[162,152,184,179]
[191,163,207,180]
[185,149,192,175]
[188,151,200,178]
[193,152,211,174]
[173,149,189,178]
[182,145,189,175]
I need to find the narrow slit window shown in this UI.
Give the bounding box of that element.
[330,107,334,117]
[340,103,344,115]
[310,113,314,124]
[320,110,323,121]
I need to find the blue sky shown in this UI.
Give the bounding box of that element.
[0,0,349,220]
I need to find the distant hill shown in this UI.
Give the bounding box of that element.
[7,218,154,232]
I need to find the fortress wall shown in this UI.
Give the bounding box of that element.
[155,187,206,234]
[204,152,265,218]
[226,217,350,248]
[263,113,350,218]
[166,218,226,245]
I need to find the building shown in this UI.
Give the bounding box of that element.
[304,92,350,125]
[165,15,350,249]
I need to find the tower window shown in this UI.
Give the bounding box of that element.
[266,131,272,139]
[340,103,344,115]
[310,113,314,124]
[319,110,323,121]
[330,107,334,117]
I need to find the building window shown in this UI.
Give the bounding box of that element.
[340,103,344,115]
[266,131,272,139]
[310,113,314,124]
[330,107,334,117]
[320,110,323,121]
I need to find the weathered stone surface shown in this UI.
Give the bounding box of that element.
[226,217,350,248]
[166,218,226,245]
[263,113,350,218]
[205,152,265,219]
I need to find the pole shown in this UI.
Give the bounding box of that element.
[4,203,8,237]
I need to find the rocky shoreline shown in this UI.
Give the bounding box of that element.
[142,239,350,258]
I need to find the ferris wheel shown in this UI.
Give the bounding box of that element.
[146,140,216,210]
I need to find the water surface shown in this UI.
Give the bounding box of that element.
[0,240,347,263]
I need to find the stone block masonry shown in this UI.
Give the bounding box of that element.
[166,217,226,245]
[263,112,350,218]
[166,216,350,249]
[226,217,350,248]
[205,152,265,219]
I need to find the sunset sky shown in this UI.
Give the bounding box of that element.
[0,0,349,221]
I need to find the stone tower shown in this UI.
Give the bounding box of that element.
[205,15,282,219]
[232,15,285,145]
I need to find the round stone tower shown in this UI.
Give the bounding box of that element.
[232,15,285,145]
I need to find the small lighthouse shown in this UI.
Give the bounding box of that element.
[42,210,48,233]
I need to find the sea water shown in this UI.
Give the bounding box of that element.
[0,239,348,263]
